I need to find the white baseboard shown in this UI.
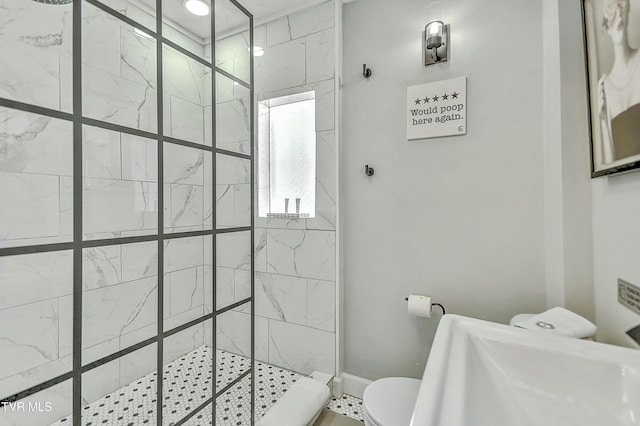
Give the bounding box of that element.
[339,373,372,399]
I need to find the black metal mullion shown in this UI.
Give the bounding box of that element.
[210,0,218,421]
[249,11,256,424]
[0,372,74,404]
[0,98,73,121]
[215,147,252,160]
[155,0,164,424]
[0,242,75,258]
[163,135,214,152]
[71,0,83,424]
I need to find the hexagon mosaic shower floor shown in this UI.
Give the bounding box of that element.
[49,346,364,425]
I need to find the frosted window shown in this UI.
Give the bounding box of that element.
[258,92,316,217]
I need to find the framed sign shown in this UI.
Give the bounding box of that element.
[406,76,467,140]
[583,0,640,177]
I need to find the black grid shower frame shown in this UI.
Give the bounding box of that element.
[0,0,255,425]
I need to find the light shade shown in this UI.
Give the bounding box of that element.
[184,0,210,16]
[424,20,449,66]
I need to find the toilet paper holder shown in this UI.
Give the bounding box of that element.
[404,297,446,315]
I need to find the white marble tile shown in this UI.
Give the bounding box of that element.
[216,184,235,228]
[253,228,267,272]
[83,246,122,290]
[81,338,120,366]
[121,241,158,282]
[216,267,235,310]
[166,96,205,145]
[0,251,72,310]
[268,320,335,375]
[216,184,251,229]
[217,154,250,185]
[306,28,335,84]
[163,321,205,364]
[83,178,158,238]
[255,39,306,94]
[204,68,212,107]
[255,316,269,363]
[163,24,206,62]
[216,231,251,271]
[254,24,267,50]
[216,99,251,148]
[119,343,156,387]
[168,184,204,229]
[0,0,72,112]
[163,143,204,185]
[0,300,60,380]
[0,172,61,244]
[82,2,122,77]
[267,229,335,281]
[234,269,251,302]
[0,108,73,177]
[256,272,307,326]
[312,79,335,132]
[83,63,158,133]
[215,32,249,66]
[266,16,292,47]
[120,25,157,88]
[82,358,120,405]
[164,45,206,106]
[100,0,156,31]
[0,379,72,426]
[307,280,335,332]
[204,235,213,266]
[289,1,334,40]
[233,54,251,84]
[59,176,73,239]
[165,266,205,317]
[82,277,157,349]
[204,105,213,147]
[306,130,336,231]
[216,71,235,104]
[121,133,157,182]
[164,236,204,273]
[216,310,251,358]
[83,125,122,180]
[57,296,72,358]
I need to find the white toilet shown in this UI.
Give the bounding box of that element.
[362,377,421,426]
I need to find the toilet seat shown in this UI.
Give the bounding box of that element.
[363,377,421,426]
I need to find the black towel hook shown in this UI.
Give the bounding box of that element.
[362,64,372,78]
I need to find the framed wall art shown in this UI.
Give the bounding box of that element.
[583,0,640,177]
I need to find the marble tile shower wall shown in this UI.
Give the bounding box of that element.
[0,0,235,412]
[211,1,338,377]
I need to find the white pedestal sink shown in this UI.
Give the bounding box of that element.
[410,314,640,426]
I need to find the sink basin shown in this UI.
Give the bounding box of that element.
[410,314,640,426]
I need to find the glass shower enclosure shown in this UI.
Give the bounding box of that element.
[0,0,255,424]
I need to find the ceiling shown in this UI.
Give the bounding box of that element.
[137,0,327,41]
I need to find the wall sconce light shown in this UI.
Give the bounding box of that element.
[424,20,449,66]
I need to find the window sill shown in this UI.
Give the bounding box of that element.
[265,213,311,219]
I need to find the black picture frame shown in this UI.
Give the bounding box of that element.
[583,0,640,178]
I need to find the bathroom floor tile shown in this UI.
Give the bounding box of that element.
[48,345,325,425]
[327,394,365,423]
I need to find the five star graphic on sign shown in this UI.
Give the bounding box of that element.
[412,92,460,104]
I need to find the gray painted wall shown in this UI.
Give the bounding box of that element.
[341,0,547,380]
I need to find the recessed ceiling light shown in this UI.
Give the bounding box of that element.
[184,0,209,16]
[251,46,264,57]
